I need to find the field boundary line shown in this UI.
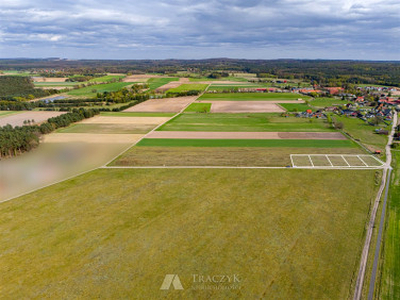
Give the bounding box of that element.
[101,165,383,170]
[326,155,334,167]
[357,155,368,167]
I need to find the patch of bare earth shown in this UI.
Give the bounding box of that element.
[43,133,144,144]
[146,131,346,140]
[123,74,162,82]
[206,101,285,113]
[124,96,197,113]
[0,111,66,127]
[32,77,68,82]
[80,116,171,125]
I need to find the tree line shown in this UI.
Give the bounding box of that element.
[0,108,99,159]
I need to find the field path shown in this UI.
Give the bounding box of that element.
[353,112,397,300]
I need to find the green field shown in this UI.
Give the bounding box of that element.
[87,75,126,83]
[310,98,347,108]
[184,103,211,113]
[112,146,364,167]
[100,111,175,117]
[137,138,356,148]
[378,151,400,299]
[279,103,312,112]
[167,84,208,93]
[333,115,389,151]
[67,82,133,97]
[188,76,248,82]
[147,77,179,90]
[198,92,309,101]
[0,111,22,117]
[34,82,77,87]
[158,113,334,132]
[56,123,155,134]
[0,168,377,298]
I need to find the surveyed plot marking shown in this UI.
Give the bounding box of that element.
[291,154,385,169]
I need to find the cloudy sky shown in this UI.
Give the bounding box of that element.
[0,0,399,60]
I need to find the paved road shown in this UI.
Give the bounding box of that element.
[353,112,397,300]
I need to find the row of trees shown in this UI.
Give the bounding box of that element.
[0,108,99,159]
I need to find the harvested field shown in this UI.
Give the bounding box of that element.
[57,123,156,134]
[43,133,143,144]
[146,131,346,140]
[0,111,66,127]
[124,96,196,113]
[123,74,162,82]
[207,101,285,113]
[32,77,67,82]
[111,146,364,167]
[80,116,170,125]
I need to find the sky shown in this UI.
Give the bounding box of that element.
[0,0,399,60]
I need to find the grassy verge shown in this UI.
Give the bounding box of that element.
[377,151,400,299]
[136,138,357,148]
[158,113,334,132]
[0,168,377,299]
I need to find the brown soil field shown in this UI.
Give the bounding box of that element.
[32,77,68,82]
[40,87,69,90]
[207,101,285,113]
[146,131,346,140]
[80,116,171,125]
[111,146,364,167]
[124,96,196,113]
[43,133,144,144]
[0,111,66,127]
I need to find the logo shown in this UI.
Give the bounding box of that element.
[160,274,184,290]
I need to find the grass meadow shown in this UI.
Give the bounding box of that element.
[167,84,208,93]
[147,78,179,90]
[0,168,377,299]
[184,103,211,113]
[158,113,334,132]
[67,82,133,97]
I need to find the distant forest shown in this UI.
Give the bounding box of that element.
[1,58,399,86]
[0,76,57,99]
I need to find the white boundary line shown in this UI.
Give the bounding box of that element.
[325,155,334,167]
[102,165,383,170]
[357,155,368,167]
[308,155,314,167]
[290,154,385,169]
[341,155,351,167]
